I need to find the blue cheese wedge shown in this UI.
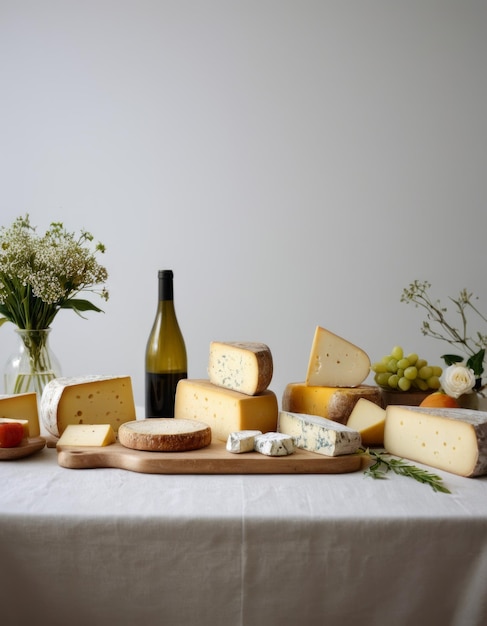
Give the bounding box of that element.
[278,410,361,457]
[226,429,262,453]
[254,432,294,456]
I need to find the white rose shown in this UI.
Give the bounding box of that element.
[440,364,476,398]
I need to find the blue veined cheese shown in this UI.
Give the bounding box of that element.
[254,432,294,456]
[208,341,273,395]
[226,430,262,453]
[278,410,361,457]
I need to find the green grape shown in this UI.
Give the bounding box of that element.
[414,378,429,391]
[391,346,403,360]
[398,376,411,391]
[387,358,398,373]
[406,353,418,364]
[404,366,418,380]
[431,366,443,377]
[371,361,387,373]
[376,372,390,387]
[388,374,399,388]
[415,358,428,370]
[397,358,410,370]
[396,368,404,379]
[418,366,433,380]
[427,375,441,390]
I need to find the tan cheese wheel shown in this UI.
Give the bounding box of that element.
[282,382,381,425]
[208,341,273,395]
[0,392,39,437]
[118,418,211,452]
[174,379,278,443]
[384,405,487,477]
[41,375,136,437]
[346,398,386,446]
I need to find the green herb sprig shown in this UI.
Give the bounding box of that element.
[360,448,451,494]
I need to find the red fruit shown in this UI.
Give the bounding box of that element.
[0,422,24,448]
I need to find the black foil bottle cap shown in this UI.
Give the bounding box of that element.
[158,269,174,300]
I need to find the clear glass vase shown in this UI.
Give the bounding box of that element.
[4,328,62,397]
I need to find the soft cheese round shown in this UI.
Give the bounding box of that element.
[118,418,212,452]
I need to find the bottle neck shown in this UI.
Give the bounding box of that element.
[158,270,174,301]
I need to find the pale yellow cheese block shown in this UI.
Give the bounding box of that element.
[346,398,386,446]
[0,417,30,439]
[41,375,136,437]
[282,382,381,425]
[174,379,278,443]
[0,392,40,437]
[56,424,116,447]
[384,405,487,477]
[208,341,273,395]
[305,326,370,387]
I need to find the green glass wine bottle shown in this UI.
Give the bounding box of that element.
[145,270,187,418]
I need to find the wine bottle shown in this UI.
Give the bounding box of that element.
[145,269,187,418]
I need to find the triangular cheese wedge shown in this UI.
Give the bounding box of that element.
[305,326,370,387]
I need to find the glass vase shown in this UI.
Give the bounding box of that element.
[4,328,62,397]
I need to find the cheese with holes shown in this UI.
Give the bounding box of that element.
[384,405,487,477]
[0,417,30,439]
[254,432,294,456]
[305,326,370,387]
[56,424,116,447]
[119,418,211,452]
[0,392,39,437]
[347,398,386,446]
[282,382,381,425]
[226,430,262,453]
[208,341,273,395]
[174,379,278,443]
[40,375,136,437]
[278,410,361,456]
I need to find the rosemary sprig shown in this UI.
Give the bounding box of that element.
[360,448,451,494]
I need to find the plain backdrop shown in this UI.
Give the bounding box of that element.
[1,1,486,410]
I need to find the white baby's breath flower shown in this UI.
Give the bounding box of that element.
[440,364,476,399]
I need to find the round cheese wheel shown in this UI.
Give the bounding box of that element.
[118,418,211,452]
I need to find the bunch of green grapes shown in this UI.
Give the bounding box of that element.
[371,346,442,392]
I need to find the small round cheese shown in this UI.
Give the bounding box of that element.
[118,418,212,452]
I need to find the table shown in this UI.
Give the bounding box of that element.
[1,442,487,626]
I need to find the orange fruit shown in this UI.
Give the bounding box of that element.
[419,392,459,408]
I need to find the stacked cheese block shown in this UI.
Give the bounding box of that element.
[174,341,279,443]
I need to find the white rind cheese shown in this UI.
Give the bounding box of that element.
[254,432,294,456]
[278,410,362,457]
[40,375,136,437]
[226,430,262,453]
[208,341,273,395]
[384,405,487,477]
[305,326,370,387]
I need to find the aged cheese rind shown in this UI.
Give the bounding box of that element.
[40,376,136,437]
[278,410,361,457]
[0,392,40,437]
[118,418,211,452]
[282,383,381,425]
[174,379,278,443]
[208,341,273,395]
[346,398,386,446]
[254,432,294,456]
[384,405,487,477]
[305,326,370,387]
[56,424,116,447]
[226,430,262,453]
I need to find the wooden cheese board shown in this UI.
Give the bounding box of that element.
[0,437,46,460]
[57,441,364,474]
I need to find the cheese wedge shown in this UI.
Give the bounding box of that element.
[208,341,273,395]
[305,326,370,387]
[346,398,386,446]
[282,382,381,425]
[0,392,39,437]
[56,424,116,447]
[254,432,294,456]
[174,379,278,443]
[384,405,487,477]
[0,417,30,439]
[41,375,136,437]
[226,430,262,453]
[278,410,361,457]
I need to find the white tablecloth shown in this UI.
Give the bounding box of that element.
[1,443,487,626]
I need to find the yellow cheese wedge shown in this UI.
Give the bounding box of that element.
[56,424,116,447]
[282,382,381,425]
[346,398,386,446]
[384,405,487,477]
[305,326,370,387]
[0,392,39,437]
[208,341,273,395]
[174,379,278,443]
[41,375,136,437]
[0,417,30,439]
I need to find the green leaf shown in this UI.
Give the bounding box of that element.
[441,354,464,366]
[467,350,485,378]
[60,299,104,314]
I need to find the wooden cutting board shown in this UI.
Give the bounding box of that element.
[57,441,364,474]
[0,437,46,461]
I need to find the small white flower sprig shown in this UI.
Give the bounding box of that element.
[0,214,109,330]
[401,281,487,394]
